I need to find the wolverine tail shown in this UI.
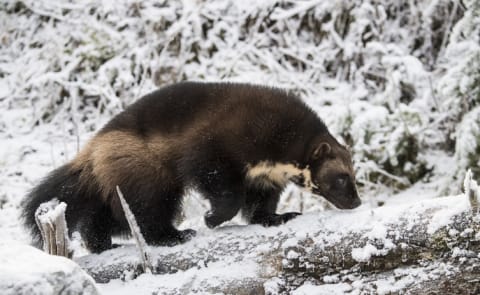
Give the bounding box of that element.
[21,164,84,248]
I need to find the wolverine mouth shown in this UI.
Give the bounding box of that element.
[312,189,361,209]
[328,198,350,209]
[329,196,361,209]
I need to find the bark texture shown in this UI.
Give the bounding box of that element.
[35,200,71,258]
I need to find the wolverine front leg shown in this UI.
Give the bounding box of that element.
[204,189,245,229]
[194,152,246,228]
[244,185,301,227]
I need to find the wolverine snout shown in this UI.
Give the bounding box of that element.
[349,196,361,209]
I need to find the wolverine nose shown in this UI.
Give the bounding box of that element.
[351,197,361,208]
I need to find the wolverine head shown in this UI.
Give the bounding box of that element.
[303,139,361,209]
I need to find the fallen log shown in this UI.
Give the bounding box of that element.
[31,172,479,293]
[76,191,480,294]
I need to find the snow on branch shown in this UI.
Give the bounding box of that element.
[116,185,154,274]
[35,199,71,257]
[464,169,480,213]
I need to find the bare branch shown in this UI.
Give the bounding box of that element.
[116,185,154,274]
[464,169,480,213]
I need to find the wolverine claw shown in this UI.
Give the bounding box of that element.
[204,211,222,229]
[159,229,196,246]
[251,212,301,227]
[178,229,196,242]
[279,212,301,223]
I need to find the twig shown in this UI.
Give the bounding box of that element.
[439,0,459,57]
[428,76,441,112]
[116,185,154,274]
[464,169,479,213]
[270,0,323,20]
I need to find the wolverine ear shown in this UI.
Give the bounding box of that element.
[312,142,331,160]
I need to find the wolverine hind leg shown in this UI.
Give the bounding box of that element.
[62,190,116,254]
[78,205,115,253]
[88,131,196,246]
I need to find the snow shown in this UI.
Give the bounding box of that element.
[98,260,259,295]
[35,199,67,226]
[426,195,469,234]
[1,0,480,294]
[0,244,99,295]
[456,108,480,174]
[292,282,352,295]
[351,243,385,263]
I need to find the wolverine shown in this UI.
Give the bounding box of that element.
[22,82,361,253]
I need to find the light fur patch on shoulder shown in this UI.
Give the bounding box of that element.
[246,161,315,190]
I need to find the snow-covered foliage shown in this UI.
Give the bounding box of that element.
[1,0,480,293]
[1,0,478,202]
[456,107,480,178]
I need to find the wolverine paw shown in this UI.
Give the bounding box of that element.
[160,229,197,246]
[279,212,301,223]
[177,229,196,242]
[251,212,301,227]
[204,211,232,229]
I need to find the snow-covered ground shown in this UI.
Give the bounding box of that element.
[1,245,99,295]
[1,0,480,294]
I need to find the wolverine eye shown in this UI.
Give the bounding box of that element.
[335,175,348,187]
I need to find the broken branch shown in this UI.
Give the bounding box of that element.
[116,185,154,274]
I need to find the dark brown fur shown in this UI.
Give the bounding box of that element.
[22,82,360,253]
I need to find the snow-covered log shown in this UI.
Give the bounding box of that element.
[77,192,480,294]
[34,199,71,257]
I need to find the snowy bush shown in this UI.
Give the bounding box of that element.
[343,101,430,190]
[434,0,480,190]
[455,106,480,181]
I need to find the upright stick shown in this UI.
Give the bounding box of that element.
[116,185,154,274]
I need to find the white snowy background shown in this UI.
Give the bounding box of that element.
[1,0,480,294]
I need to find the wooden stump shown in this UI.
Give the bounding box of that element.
[34,199,71,258]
